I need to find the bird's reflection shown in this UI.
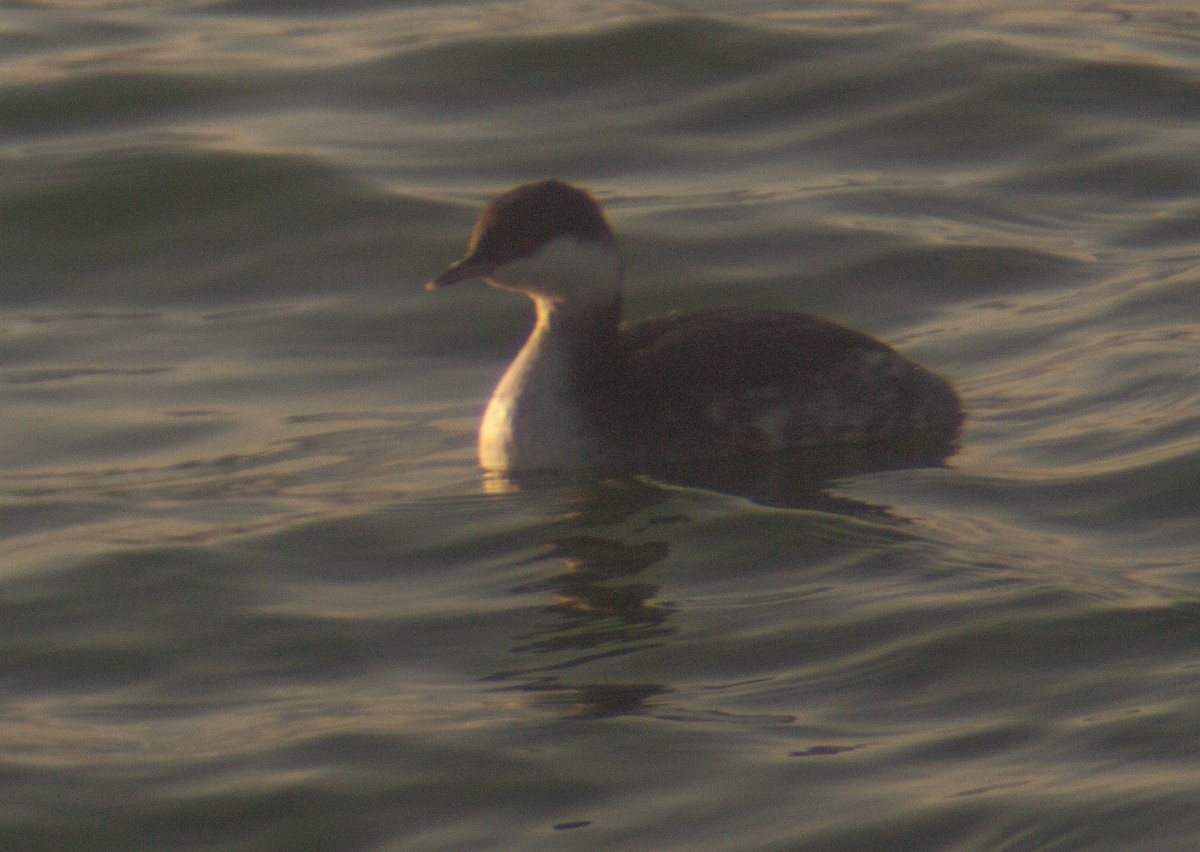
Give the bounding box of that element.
[489,507,678,720]
[512,535,673,645]
[489,434,957,513]
[641,435,958,511]
[486,440,957,719]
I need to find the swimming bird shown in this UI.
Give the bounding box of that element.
[426,179,961,476]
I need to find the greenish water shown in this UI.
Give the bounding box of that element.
[2,1,1199,849]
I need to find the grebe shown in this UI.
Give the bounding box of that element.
[426,180,961,475]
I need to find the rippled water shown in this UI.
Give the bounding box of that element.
[3,1,1200,849]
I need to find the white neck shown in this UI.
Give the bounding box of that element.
[478,241,624,472]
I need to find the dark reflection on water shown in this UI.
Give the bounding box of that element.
[487,429,959,512]
[487,484,678,720]
[484,435,950,719]
[642,435,960,512]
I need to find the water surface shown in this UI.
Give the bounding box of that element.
[2,1,1200,849]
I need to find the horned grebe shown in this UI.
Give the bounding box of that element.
[426,180,962,475]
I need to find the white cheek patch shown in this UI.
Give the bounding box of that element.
[486,238,622,306]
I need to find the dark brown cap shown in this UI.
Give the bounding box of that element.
[426,179,614,290]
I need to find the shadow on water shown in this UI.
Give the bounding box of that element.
[483,438,956,719]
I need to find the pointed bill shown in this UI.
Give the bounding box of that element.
[424,257,495,291]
